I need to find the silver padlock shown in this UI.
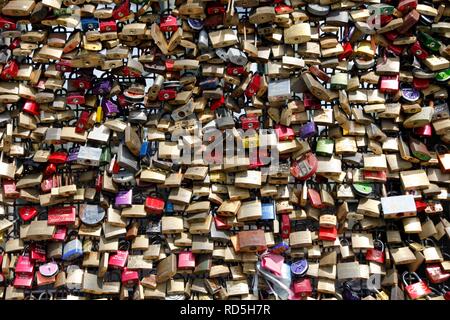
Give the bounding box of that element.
[76,146,102,166]
[215,48,229,62]
[268,79,291,102]
[227,48,247,66]
[117,143,139,172]
[87,124,111,144]
[198,30,209,50]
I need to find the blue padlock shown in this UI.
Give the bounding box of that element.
[81,18,99,31]
[165,201,174,214]
[62,233,83,261]
[261,202,275,220]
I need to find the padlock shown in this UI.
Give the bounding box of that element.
[366,239,385,264]
[62,233,83,261]
[292,278,312,298]
[379,75,399,93]
[0,59,19,80]
[402,272,432,299]
[145,195,165,215]
[48,206,77,226]
[109,241,130,269]
[178,251,196,269]
[159,14,179,32]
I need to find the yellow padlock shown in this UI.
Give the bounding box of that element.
[96,106,103,123]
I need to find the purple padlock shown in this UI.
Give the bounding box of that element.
[115,190,133,208]
[401,86,420,102]
[67,146,80,162]
[290,259,308,276]
[298,121,317,139]
[102,98,119,116]
[93,79,112,95]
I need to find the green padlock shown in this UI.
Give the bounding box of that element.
[352,182,374,197]
[316,137,334,156]
[100,146,112,166]
[418,32,441,53]
[435,68,450,82]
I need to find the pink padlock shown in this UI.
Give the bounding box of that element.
[178,251,196,269]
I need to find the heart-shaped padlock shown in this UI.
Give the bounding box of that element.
[19,207,38,222]
[39,262,59,277]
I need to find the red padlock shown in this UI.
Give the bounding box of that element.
[385,31,399,42]
[363,170,387,182]
[293,278,313,297]
[206,2,225,14]
[210,95,225,111]
[214,216,232,230]
[410,41,429,59]
[412,77,430,90]
[240,114,260,130]
[30,243,46,263]
[48,151,68,164]
[307,188,324,209]
[165,59,175,72]
[398,0,417,12]
[338,42,353,61]
[158,89,177,101]
[48,206,77,226]
[19,206,38,222]
[15,255,34,274]
[290,152,318,181]
[112,0,130,20]
[159,15,179,32]
[275,124,295,141]
[0,59,19,80]
[0,17,16,30]
[178,251,196,269]
[226,64,245,76]
[52,226,67,241]
[55,59,73,72]
[9,38,21,50]
[414,200,428,212]
[365,240,385,264]
[388,44,404,56]
[245,73,261,97]
[13,273,33,289]
[204,14,224,28]
[403,272,432,299]
[23,100,40,116]
[249,149,267,169]
[108,242,129,269]
[379,75,399,93]
[75,111,90,134]
[275,4,294,14]
[66,92,86,105]
[100,20,117,32]
[44,163,57,176]
[303,93,321,110]
[144,195,165,215]
[425,264,450,284]
[121,268,139,286]
[280,214,290,239]
[71,76,93,90]
[319,226,337,241]
[414,124,433,137]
